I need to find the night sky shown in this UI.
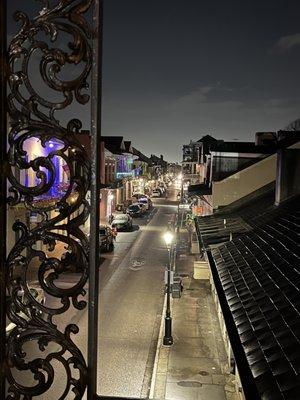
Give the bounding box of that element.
[8,1,300,161]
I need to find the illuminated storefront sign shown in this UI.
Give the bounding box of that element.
[116,172,133,178]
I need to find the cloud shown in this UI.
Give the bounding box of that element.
[168,84,235,111]
[170,86,214,107]
[272,33,300,53]
[102,85,300,162]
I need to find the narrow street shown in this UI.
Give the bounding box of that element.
[67,188,179,399]
[20,190,178,400]
[96,190,178,397]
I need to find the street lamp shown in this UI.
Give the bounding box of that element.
[163,230,174,345]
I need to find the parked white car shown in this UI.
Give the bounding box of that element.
[111,213,133,231]
[138,197,152,210]
[151,189,162,197]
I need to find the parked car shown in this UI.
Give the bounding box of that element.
[132,193,149,201]
[127,204,143,217]
[133,202,147,214]
[152,189,162,197]
[111,213,133,231]
[138,197,152,210]
[100,225,115,252]
[139,194,151,199]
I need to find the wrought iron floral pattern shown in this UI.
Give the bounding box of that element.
[6,1,93,398]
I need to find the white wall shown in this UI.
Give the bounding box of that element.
[212,154,277,208]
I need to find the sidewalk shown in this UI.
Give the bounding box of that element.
[150,228,237,400]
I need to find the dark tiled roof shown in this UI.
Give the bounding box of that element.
[196,216,250,248]
[196,134,218,143]
[123,140,133,153]
[150,154,168,166]
[195,185,276,249]
[210,197,300,399]
[132,147,152,164]
[101,136,125,154]
[210,141,277,154]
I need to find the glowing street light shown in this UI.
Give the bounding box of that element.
[163,231,174,249]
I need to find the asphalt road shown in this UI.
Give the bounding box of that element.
[7,189,179,399]
[95,191,178,398]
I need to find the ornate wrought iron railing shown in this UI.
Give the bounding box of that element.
[0,1,8,398]
[1,1,101,399]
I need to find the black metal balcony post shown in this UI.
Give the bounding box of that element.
[88,0,103,398]
[0,1,7,398]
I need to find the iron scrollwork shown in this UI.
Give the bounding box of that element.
[6,1,93,398]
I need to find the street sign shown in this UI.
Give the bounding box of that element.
[165,270,174,284]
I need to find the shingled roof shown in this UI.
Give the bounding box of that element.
[123,140,134,154]
[195,184,276,250]
[132,147,152,164]
[210,141,277,154]
[196,195,300,399]
[101,136,125,154]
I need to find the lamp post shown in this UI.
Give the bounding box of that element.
[163,230,174,345]
[176,172,183,234]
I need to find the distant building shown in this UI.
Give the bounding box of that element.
[184,132,300,216]
[255,131,277,146]
[207,140,275,183]
[132,148,152,178]
[100,136,135,220]
[182,135,218,184]
[168,162,181,175]
[194,135,300,400]
[99,137,160,219]
[150,154,168,177]
[101,136,135,181]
